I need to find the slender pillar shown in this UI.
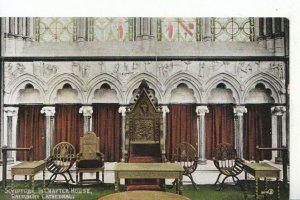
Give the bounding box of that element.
[271,106,286,164]
[135,18,155,40]
[76,17,89,41]
[234,106,247,159]
[274,18,284,56]
[41,107,55,158]
[8,17,15,38]
[118,106,127,162]
[79,106,93,132]
[202,18,212,42]
[161,105,170,161]
[266,18,275,52]
[196,106,209,164]
[3,107,19,163]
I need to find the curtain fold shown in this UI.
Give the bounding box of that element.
[244,104,272,160]
[166,104,197,160]
[17,105,45,161]
[92,104,121,162]
[54,104,84,152]
[205,104,234,160]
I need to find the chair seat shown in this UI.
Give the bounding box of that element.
[76,160,103,168]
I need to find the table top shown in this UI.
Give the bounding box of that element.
[115,163,184,172]
[98,191,191,200]
[244,163,280,172]
[11,160,46,169]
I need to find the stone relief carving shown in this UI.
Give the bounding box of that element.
[4,61,286,104]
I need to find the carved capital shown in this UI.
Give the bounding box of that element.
[234,106,247,116]
[79,106,93,117]
[196,106,209,116]
[161,106,170,115]
[41,106,56,117]
[118,106,127,117]
[4,107,19,116]
[271,106,286,116]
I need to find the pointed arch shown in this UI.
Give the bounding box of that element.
[203,73,241,104]
[125,73,163,104]
[48,74,85,104]
[87,73,124,104]
[164,72,203,103]
[243,73,285,103]
[6,73,46,104]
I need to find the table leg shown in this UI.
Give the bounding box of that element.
[277,177,280,200]
[175,178,179,194]
[76,170,78,184]
[114,173,119,193]
[11,175,14,196]
[255,178,259,200]
[264,177,267,200]
[179,175,183,195]
[43,170,45,193]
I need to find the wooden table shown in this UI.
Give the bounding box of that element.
[244,163,280,200]
[99,190,191,200]
[11,160,46,194]
[114,163,184,194]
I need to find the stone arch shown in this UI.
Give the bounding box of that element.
[48,74,85,104]
[164,72,202,103]
[6,73,46,104]
[125,73,163,104]
[87,73,124,104]
[243,73,284,103]
[203,73,241,104]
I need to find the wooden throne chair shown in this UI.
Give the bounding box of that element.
[76,131,105,184]
[124,80,166,191]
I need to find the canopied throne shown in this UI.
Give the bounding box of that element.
[124,81,166,163]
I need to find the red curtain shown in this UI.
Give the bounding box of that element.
[244,104,272,160]
[205,104,234,159]
[55,104,84,152]
[166,104,197,160]
[17,105,45,161]
[92,104,121,162]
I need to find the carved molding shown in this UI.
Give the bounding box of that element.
[4,61,286,104]
[234,106,248,116]
[41,106,56,116]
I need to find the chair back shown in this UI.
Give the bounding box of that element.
[172,142,198,175]
[79,132,99,160]
[213,143,238,169]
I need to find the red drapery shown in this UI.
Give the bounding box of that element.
[244,104,272,160]
[166,104,197,160]
[92,104,121,162]
[205,104,234,160]
[17,105,45,161]
[55,104,84,152]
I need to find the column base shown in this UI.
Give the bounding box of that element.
[198,159,207,165]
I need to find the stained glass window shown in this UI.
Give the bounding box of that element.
[36,18,75,42]
[160,18,197,42]
[91,18,132,41]
[212,18,254,42]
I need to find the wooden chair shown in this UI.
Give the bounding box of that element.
[213,143,244,191]
[75,131,104,184]
[46,142,76,188]
[171,142,198,189]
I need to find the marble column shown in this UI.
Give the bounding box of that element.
[196,106,209,164]
[135,18,155,40]
[41,107,55,158]
[274,18,284,56]
[118,106,127,162]
[8,17,15,38]
[3,107,19,162]
[79,106,93,132]
[76,17,89,41]
[266,18,275,53]
[271,106,286,164]
[161,105,169,161]
[234,106,247,159]
[202,18,212,42]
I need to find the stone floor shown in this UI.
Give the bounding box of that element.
[0,160,288,186]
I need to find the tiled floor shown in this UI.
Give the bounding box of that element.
[0,160,288,186]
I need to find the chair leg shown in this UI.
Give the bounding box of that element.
[168,180,176,189]
[96,172,99,182]
[102,169,104,183]
[67,170,75,183]
[217,175,230,191]
[47,174,57,187]
[187,174,198,190]
[214,173,222,186]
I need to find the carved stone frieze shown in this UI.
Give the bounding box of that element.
[4,61,286,104]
